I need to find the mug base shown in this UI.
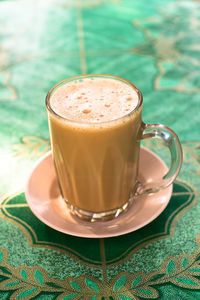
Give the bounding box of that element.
[64,198,134,222]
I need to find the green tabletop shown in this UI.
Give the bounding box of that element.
[0,0,200,299]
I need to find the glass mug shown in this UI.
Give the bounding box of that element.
[46,74,182,222]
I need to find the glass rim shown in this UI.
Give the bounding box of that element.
[45,74,143,126]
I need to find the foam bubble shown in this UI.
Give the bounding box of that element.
[82,109,91,114]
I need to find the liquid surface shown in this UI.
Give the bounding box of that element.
[50,77,139,122]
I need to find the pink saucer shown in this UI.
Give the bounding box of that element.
[25,147,172,238]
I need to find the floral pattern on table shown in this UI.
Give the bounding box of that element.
[1,234,200,299]
[132,2,200,92]
[0,71,17,101]
[12,136,50,160]
[58,0,122,8]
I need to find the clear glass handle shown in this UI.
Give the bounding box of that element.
[137,122,183,194]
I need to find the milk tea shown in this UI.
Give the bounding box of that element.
[47,76,142,215]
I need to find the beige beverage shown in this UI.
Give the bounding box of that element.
[46,75,142,220]
[46,75,183,221]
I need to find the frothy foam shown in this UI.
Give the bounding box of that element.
[50,77,139,122]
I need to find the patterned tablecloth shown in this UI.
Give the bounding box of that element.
[0,0,200,299]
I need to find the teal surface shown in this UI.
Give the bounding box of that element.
[0,0,200,299]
